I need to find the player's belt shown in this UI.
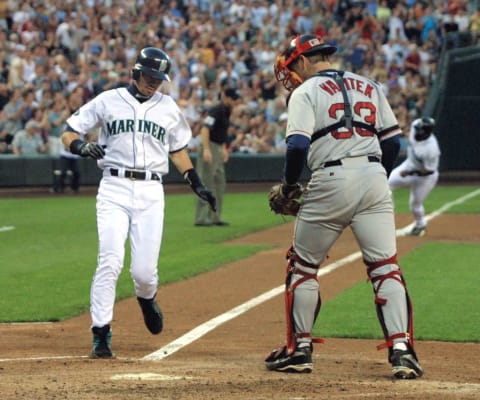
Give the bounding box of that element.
[323,156,380,168]
[109,168,161,181]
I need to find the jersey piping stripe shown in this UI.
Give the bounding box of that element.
[115,88,138,168]
[143,97,163,169]
[169,144,188,154]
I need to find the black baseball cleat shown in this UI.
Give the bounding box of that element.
[91,325,114,359]
[390,349,424,379]
[137,296,163,334]
[408,225,426,237]
[265,345,313,373]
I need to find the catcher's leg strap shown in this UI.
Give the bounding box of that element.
[285,247,324,355]
[364,254,415,351]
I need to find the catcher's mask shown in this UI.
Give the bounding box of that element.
[132,47,171,82]
[413,117,434,141]
[274,34,337,91]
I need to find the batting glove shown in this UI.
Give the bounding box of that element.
[184,168,217,212]
[70,139,105,159]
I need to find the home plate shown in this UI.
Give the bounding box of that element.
[111,373,190,381]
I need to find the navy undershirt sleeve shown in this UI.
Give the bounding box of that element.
[284,134,310,185]
[65,124,80,134]
[380,135,401,177]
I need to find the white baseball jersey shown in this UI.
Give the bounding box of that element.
[388,122,441,230]
[286,70,402,171]
[404,124,441,173]
[66,87,192,175]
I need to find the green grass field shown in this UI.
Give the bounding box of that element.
[0,185,479,343]
[314,243,480,342]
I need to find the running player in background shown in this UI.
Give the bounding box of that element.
[61,47,216,358]
[264,34,423,379]
[389,117,441,236]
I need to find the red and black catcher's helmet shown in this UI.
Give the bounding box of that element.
[413,117,435,141]
[274,34,337,91]
[283,34,337,68]
[132,47,171,82]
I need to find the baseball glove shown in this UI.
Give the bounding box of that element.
[268,183,304,216]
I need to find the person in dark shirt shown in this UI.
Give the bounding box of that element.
[194,87,240,226]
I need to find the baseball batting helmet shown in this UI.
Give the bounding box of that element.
[274,34,337,91]
[132,47,171,82]
[413,117,435,141]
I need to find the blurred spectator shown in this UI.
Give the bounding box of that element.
[274,112,288,153]
[3,88,24,136]
[0,0,474,161]
[0,79,9,110]
[11,120,48,156]
[470,9,480,43]
[0,109,13,153]
[255,123,276,153]
[404,43,421,75]
[56,147,81,194]
[43,91,70,192]
[19,89,38,125]
[30,107,49,144]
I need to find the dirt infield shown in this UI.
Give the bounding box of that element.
[0,210,479,399]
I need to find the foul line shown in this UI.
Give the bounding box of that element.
[0,226,15,232]
[143,188,480,361]
[0,189,477,364]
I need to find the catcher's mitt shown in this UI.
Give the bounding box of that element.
[268,183,304,216]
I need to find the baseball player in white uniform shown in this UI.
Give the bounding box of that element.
[389,117,441,236]
[264,34,423,379]
[61,47,216,358]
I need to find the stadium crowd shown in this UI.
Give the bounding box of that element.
[0,0,477,159]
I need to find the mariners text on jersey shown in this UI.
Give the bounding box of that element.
[106,119,166,143]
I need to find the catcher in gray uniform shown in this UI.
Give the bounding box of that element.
[265,34,423,380]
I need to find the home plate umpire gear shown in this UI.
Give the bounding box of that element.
[265,34,422,378]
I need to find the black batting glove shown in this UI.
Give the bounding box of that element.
[80,142,105,159]
[70,139,105,159]
[184,168,217,212]
[194,185,217,212]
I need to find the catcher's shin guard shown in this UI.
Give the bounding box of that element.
[365,255,416,354]
[284,246,323,355]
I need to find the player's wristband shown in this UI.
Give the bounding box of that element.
[70,139,86,156]
[183,168,202,190]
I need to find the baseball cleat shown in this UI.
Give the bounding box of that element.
[408,226,426,237]
[265,345,313,373]
[137,296,163,334]
[91,325,114,359]
[390,349,423,379]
